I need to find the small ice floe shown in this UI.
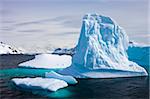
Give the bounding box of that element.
[12,77,68,92]
[45,71,77,84]
[19,54,72,69]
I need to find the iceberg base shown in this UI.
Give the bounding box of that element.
[59,65,148,78]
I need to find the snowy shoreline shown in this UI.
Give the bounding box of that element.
[0,41,149,55]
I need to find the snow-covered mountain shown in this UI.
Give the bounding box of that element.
[52,48,75,56]
[0,42,24,54]
[60,13,147,78]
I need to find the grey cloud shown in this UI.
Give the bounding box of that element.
[18,29,44,33]
[14,15,72,27]
[51,32,79,36]
[60,19,81,28]
[50,16,71,22]
[61,32,79,35]
[13,15,81,31]
[0,27,14,31]
[15,19,52,26]
[2,20,15,23]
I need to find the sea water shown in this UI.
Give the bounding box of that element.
[0,67,149,99]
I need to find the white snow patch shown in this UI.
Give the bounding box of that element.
[0,42,24,54]
[19,54,72,69]
[12,77,68,92]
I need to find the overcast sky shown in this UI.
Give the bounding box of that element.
[0,0,149,52]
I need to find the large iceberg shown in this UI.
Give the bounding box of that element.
[59,13,148,78]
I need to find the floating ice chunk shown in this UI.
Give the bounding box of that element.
[19,54,72,69]
[12,77,68,92]
[45,71,77,84]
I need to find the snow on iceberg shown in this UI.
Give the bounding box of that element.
[0,42,23,54]
[19,54,72,69]
[59,13,148,78]
[12,77,68,92]
[45,71,77,84]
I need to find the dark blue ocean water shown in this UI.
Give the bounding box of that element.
[0,54,149,99]
[0,68,149,99]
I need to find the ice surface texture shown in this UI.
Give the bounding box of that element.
[45,71,77,84]
[60,13,148,78]
[12,77,68,92]
[19,54,71,69]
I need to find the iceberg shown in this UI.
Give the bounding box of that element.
[45,71,77,84]
[59,13,148,78]
[12,77,68,92]
[19,54,72,69]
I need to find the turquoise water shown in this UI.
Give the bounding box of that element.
[0,68,58,78]
[0,68,73,98]
[0,68,149,99]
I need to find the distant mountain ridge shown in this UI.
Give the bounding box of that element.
[0,42,24,54]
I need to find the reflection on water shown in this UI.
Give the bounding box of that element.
[0,68,149,99]
[30,89,73,98]
[48,89,72,98]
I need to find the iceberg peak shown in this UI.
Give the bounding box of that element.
[83,13,114,25]
[73,13,130,70]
